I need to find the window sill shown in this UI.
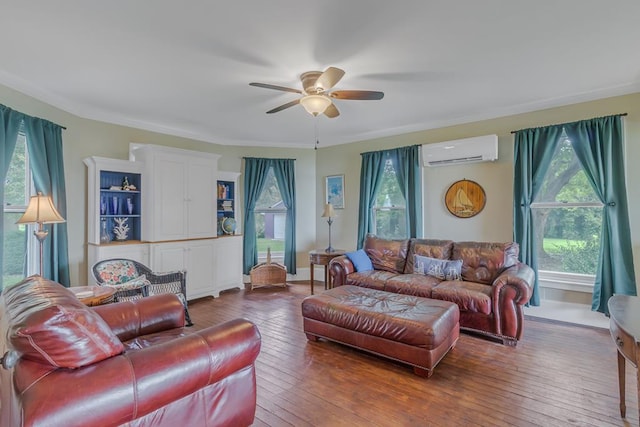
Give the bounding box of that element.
[538,270,594,294]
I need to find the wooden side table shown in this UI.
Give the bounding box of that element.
[309,249,346,295]
[608,295,640,421]
[70,286,116,306]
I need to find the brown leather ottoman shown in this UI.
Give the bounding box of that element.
[302,285,460,377]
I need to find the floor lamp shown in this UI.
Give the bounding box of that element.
[16,192,66,277]
[321,203,336,253]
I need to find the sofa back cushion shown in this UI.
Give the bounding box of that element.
[404,239,454,274]
[363,235,409,274]
[452,242,519,284]
[3,275,124,368]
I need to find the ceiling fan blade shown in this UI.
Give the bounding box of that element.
[323,103,340,118]
[266,99,300,114]
[330,90,384,100]
[250,82,302,94]
[314,67,345,91]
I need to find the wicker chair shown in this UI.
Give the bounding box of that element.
[91,258,193,326]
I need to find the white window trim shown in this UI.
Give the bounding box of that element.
[538,270,595,294]
[3,134,39,279]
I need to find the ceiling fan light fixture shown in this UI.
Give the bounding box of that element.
[300,94,332,116]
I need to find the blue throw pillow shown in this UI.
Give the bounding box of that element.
[414,254,462,281]
[345,249,374,272]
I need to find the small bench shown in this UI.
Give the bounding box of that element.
[302,285,460,377]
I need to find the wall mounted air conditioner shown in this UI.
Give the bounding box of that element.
[422,134,498,167]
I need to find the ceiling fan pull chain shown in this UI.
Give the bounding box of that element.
[314,117,319,150]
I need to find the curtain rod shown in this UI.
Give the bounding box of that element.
[242,157,296,160]
[510,113,627,134]
[360,143,420,156]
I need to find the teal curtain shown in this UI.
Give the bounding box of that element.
[272,159,297,274]
[242,158,271,274]
[23,117,70,286]
[0,105,24,291]
[513,126,564,306]
[392,145,423,238]
[563,115,636,314]
[356,150,387,249]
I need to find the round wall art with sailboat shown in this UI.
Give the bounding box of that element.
[444,179,486,218]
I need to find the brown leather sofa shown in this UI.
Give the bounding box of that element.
[330,235,534,345]
[0,275,261,427]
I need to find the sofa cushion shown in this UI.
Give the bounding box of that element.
[363,235,409,274]
[6,276,124,368]
[384,274,440,298]
[452,242,519,285]
[431,281,493,315]
[414,255,462,281]
[345,249,374,272]
[404,239,454,274]
[345,270,398,290]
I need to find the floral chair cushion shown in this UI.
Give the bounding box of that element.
[95,260,139,285]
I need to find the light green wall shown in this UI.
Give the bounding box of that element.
[316,93,640,285]
[2,81,639,287]
[0,84,317,284]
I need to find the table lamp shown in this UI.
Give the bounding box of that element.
[321,203,336,253]
[16,192,65,277]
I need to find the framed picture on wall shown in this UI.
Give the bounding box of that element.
[325,174,345,209]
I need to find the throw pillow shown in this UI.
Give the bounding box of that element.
[345,249,374,272]
[8,276,125,369]
[414,255,462,281]
[106,274,150,292]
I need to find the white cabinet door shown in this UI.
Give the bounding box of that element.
[215,236,243,291]
[150,239,217,300]
[186,239,217,299]
[187,157,218,238]
[154,156,188,241]
[150,241,186,272]
[130,144,220,242]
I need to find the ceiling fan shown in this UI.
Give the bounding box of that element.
[249,67,384,118]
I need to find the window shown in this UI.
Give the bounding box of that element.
[531,137,603,281]
[254,167,285,262]
[3,133,35,286]
[373,159,407,239]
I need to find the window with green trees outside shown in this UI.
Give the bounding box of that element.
[373,159,407,240]
[531,137,603,277]
[3,133,32,287]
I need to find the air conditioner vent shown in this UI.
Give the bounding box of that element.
[422,135,498,167]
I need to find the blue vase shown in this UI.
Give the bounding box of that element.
[111,196,118,215]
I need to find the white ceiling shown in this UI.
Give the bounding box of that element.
[1,1,639,148]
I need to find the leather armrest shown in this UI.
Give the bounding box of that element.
[329,255,355,287]
[491,263,534,306]
[490,262,535,340]
[92,294,185,342]
[19,318,261,426]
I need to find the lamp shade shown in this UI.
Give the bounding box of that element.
[300,95,332,116]
[321,203,336,218]
[16,193,65,225]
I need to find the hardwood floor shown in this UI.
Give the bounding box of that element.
[187,282,636,427]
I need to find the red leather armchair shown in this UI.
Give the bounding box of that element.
[0,275,261,427]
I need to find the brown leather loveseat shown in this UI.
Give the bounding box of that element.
[330,235,534,345]
[0,275,261,427]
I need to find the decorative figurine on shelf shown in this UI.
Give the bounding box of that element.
[121,176,137,191]
[113,217,130,241]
